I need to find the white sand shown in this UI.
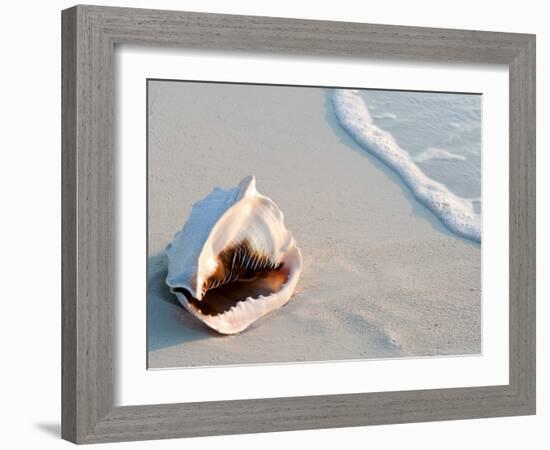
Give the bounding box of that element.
[147,81,481,368]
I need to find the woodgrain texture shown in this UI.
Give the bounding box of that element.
[61,4,536,444]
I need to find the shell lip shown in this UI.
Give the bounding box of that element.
[171,246,302,335]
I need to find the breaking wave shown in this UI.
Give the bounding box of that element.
[331,89,481,242]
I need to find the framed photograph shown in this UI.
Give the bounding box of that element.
[61,5,536,444]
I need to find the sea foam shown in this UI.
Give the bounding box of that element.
[413,147,467,163]
[331,89,481,242]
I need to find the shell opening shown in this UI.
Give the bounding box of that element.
[176,239,288,317]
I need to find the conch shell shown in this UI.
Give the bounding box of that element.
[166,176,302,334]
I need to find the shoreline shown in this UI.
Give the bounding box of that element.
[331,89,481,242]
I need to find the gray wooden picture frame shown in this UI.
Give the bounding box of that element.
[61,4,536,444]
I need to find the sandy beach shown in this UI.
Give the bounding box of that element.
[147,80,481,368]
